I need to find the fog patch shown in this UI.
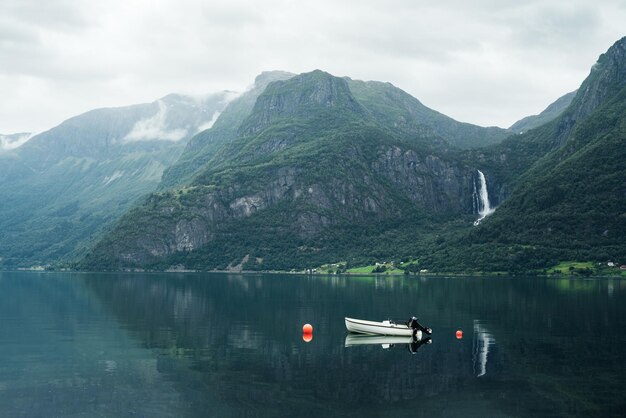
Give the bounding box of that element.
[0,133,32,151]
[123,101,188,142]
[223,90,242,102]
[196,111,222,133]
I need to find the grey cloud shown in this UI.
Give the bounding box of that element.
[123,101,188,142]
[0,19,39,44]
[0,0,92,31]
[0,0,625,133]
[503,4,602,47]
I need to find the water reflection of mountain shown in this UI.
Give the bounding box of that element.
[83,273,626,417]
[0,272,186,417]
[82,274,486,416]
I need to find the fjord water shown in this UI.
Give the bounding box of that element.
[0,272,624,417]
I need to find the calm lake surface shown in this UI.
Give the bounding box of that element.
[0,272,624,417]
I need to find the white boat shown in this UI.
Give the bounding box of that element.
[345,317,421,337]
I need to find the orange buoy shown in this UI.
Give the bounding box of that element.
[302,333,313,343]
[456,330,463,339]
[302,323,313,334]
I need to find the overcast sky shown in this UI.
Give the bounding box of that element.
[1,0,625,134]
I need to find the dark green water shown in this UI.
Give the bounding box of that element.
[0,272,624,417]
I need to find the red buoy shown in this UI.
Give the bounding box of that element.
[303,323,313,334]
[456,330,463,339]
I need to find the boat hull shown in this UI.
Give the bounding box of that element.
[345,317,419,337]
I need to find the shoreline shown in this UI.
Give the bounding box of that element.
[2,268,624,279]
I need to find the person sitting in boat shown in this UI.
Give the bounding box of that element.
[407,317,432,335]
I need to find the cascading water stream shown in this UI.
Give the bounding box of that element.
[473,170,495,226]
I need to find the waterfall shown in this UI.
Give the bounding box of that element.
[473,170,495,226]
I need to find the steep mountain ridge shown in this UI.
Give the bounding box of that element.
[81,70,506,271]
[458,38,626,198]
[160,71,296,188]
[191,70,374,175]
[347,79,510,148]
[424,36,626,271]
[162,70,512,190]
[568,38,626,125]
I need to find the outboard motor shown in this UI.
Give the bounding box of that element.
[407,317,432,335]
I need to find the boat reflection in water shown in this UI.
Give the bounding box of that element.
[344,334,433,354]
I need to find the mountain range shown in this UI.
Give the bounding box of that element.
[0,91,234,266]
[425,37,626,272]
[2,36,625,273]
[79,67,522,271]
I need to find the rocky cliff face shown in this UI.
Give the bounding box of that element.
[373,146,477,213]
[572,37,626,120]
[82,70,511,270]
[106,142,485,267]
[240,70,364,136]
[552,36,626,146]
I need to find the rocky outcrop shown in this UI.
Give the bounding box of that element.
[84,69,521,270]
[114,142,497,265]
[373,146,476,213]
[239,70,364,136]
[573,37,626,121]
[552,37,626,146]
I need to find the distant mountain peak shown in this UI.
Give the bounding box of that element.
[240,70,363,136]
[568,36,626,123]
[253,70,296,87]
[596,35,626,66]
[274,70,361,109]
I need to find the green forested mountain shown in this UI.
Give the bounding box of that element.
[160,71,296,188]
[422,36,626,272]
[6,37,626,273]
[345,79,510,148]
[0,92,234,268]
[159,71,510,189]
[80,70,510,271]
